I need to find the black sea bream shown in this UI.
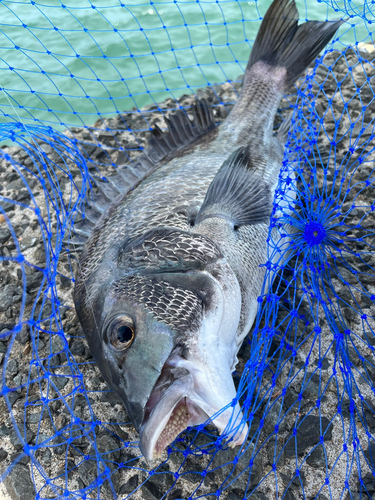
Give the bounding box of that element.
[74,0,342,460]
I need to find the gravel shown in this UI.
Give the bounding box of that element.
[1,44,375,500]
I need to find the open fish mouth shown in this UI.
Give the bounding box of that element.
[139,362,209,460]
[152,396,209,458]
[139,358,247,460]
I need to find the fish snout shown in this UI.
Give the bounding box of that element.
[138,352,248,460]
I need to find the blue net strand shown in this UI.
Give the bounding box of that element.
[1,1,375,500]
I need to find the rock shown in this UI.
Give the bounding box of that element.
[19,235,37,250]
[3,464,35,500]
[95,433,122,462]
[7,358,18,376]
[15,324,30,345]
[78,459,97,486]
[25,271,43,292]
[0,284,16,312]
[0,448,8,462]
[166,488,184,500]
[284,387,300,410]
[70,339,86,357]
[283,490,296,500]
[100,390,123,406]
[284,415,332,457]
[263,399,285,434]
[143,477,172,499]
[9,453,30,466]
[314,358,330,370]
[266,435,285,468]
[118,474,139,495]
[302,372,320,401]
[9,426,34,450]
[362,474,375,495]
[8,391,21,407]
[0,227,11,244]
[53,375,69,391]
[59,275,71,289]
[364,441,375,468]
[280,470,306,491]
[306,445,326,468]
[140,484,158,500]
[209,443,263,490]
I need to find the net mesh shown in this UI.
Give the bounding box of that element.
[0,1,375,499]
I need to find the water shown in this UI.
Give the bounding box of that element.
[0,0,370,130]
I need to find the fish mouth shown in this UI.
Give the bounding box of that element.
[139,359,247,460]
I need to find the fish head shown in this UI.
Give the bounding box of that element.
[74,229,248,460]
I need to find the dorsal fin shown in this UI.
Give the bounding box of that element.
[69,99,216,248]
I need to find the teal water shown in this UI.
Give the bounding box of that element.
[0,0,371,130]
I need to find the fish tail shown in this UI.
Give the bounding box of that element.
[247,0,343,88]
[225,0,343,136]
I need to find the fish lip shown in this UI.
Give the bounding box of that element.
[139,374,193,460]
[138,361,248,461]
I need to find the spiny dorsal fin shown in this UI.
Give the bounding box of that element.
[195,147,272,228]
[70,99,216,248]
[147,99,215,162]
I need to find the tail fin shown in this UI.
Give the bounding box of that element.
[248,0,344,87]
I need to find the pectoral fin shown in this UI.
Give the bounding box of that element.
[195,147,273,229]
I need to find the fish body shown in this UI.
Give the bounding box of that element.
[74,0,342,460]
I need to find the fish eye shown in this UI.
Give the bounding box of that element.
[107,314,135,351]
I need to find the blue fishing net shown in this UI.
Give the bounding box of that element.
[0,1,375,499]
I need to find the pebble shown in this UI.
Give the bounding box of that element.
[119,474,139,495]
[2,464,35,500]
[0,448,8,462]
[306,445,326,468]
[284,416,332,457]
[0,285,17,312]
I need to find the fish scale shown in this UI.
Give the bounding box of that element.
[74,0,344,460]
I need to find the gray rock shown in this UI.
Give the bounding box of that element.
[263,399,285,435]
[140,485,158,500]
[100,389,123,406]
[142,473,175,500]
[364,441,375,468]
[209,443,263,490]
[0,227,11,244]
[119,474,139,495]
[166,488,184,500]
[9,426,34,450]
[95,433,122,462]
[0,284,16,312]
[19,235,37,250]
[302,372,320,401]
[3,464,35,500]
[0,448,8,462]
[15,324,30,345]
[70,338,86,357]
[78,459,97,486]
[285,415,332,457]
[283,490,296,500]
[266,435,285,468]
[8,392,21,407]
[306,445,326,468]
[314,358,330,370]
[7,358,18,376]
[53,375,69,391]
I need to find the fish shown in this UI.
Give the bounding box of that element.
[73,0,343,460]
